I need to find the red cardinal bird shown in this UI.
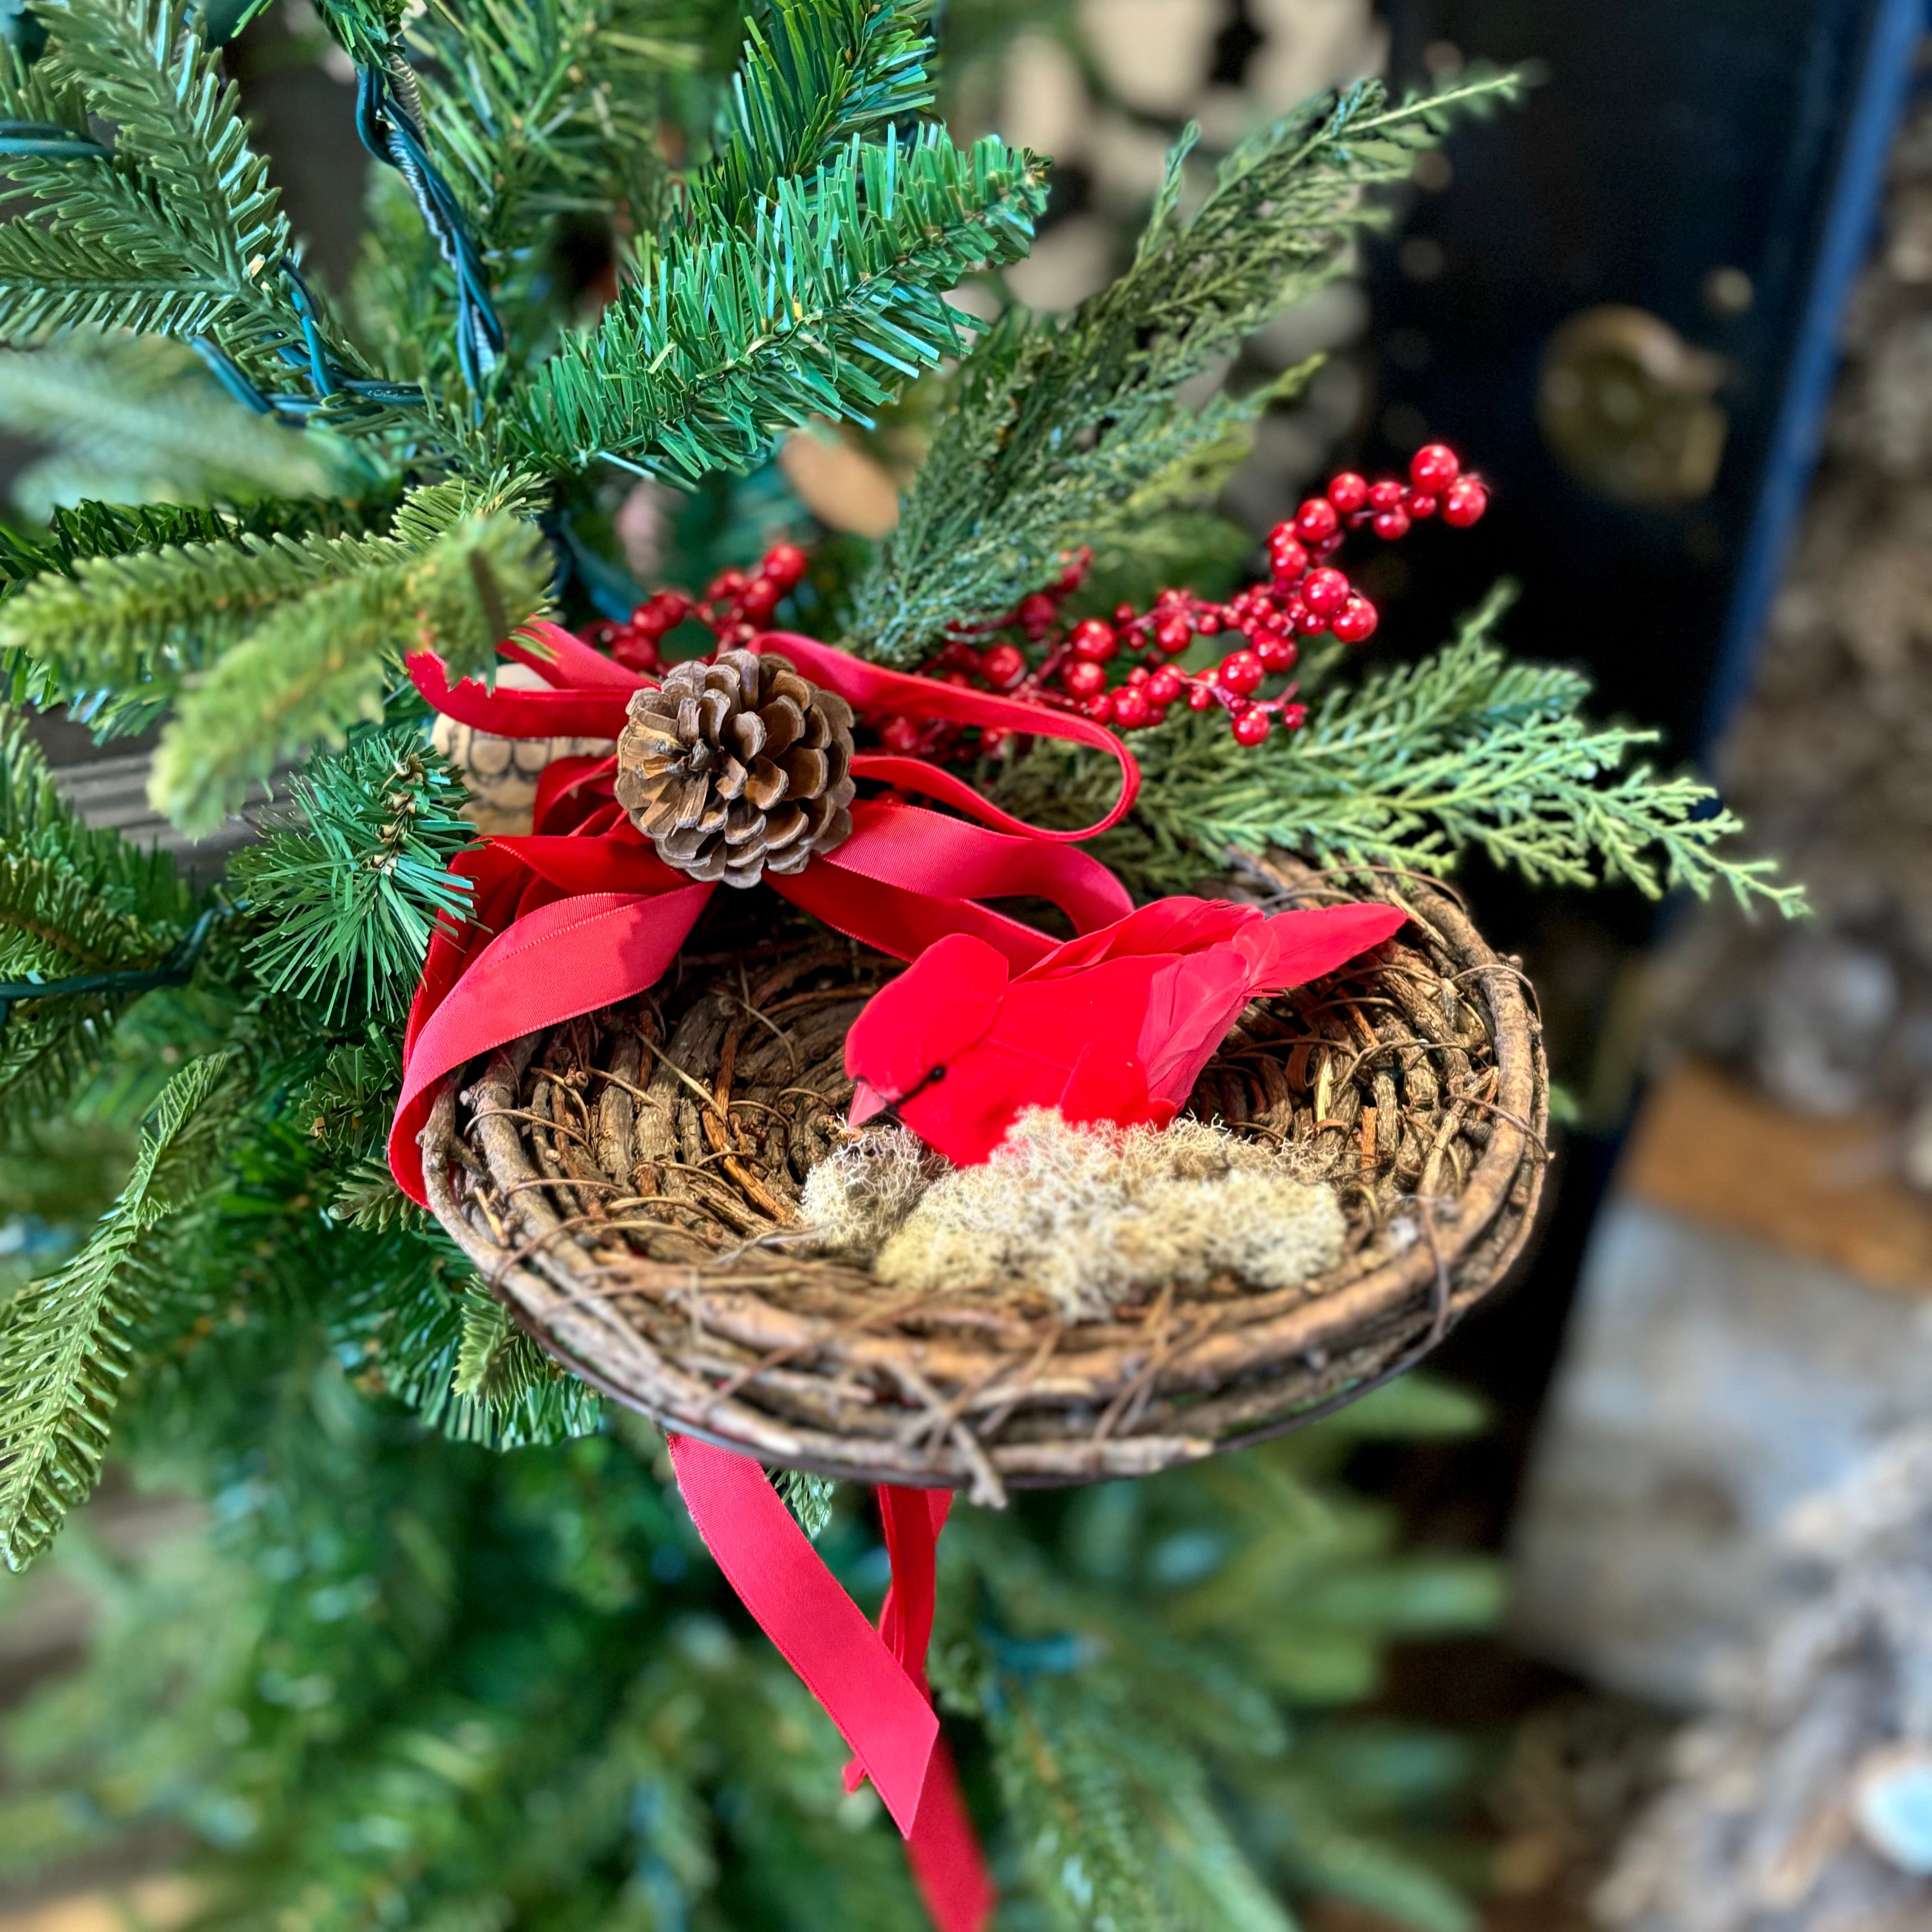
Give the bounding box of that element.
[845,896,1406,1165]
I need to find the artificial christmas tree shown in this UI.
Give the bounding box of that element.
[0,0,1797,1924]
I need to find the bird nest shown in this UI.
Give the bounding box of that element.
[418,859,1548,1500]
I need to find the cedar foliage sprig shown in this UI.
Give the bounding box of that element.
[0,1049,237,1571]
[851,70,1523,662]
[996,590,1803,913]
[232,729,474,1021]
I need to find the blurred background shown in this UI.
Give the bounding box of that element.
[8,1,1932,1928]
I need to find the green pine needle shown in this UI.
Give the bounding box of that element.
[416,0,697,246]
[989,1678,1162,1932]
[309,0,405,68]
[453,1286,545,1406]
[774,1467,837,1540]
[0,704,195,1131]
[0,1049,237,1572]
[0,705,188,924]
[350,0,698,401]
[694,0,937,227]
[513,126,1047,480]
[293,1027,422,1228]
[344,1263,602,1449]
[0,0,309,377]
[1,525,420,718]
[0,335,348,520]
[0,490,394,598]
[233,729,475,1021]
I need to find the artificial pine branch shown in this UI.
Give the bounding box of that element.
[0,334,352,519]
[1,526,428,715]
[323,1224,603,1448]
[851,70,1523,661]
[0,489,394,596]
[1256,1772,1473,1932]
[413,0,697,248]
[692,0,937,227]
[308,0,405,69]
[0,1,322,384]
[0,704,185,918]
[0,1049,237,1571]
[233,728,474,1021]
[513,126,1047,480]
[775,1467,837,1539]
[987,1676,1163,1932]
[148,507,550,833]
[295,1026,419,1227]
[0,468,539,758]
[454,1282,576,1417]
[0,705,195,1132]
[36,0,284,280]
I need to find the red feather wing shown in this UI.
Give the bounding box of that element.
[1236,902,1407,991]
[1136,949,1260,1105]
[1057,1043,1168,1131]
[1015,897,1260,980]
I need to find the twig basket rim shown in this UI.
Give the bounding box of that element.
[418,859,1550,1502]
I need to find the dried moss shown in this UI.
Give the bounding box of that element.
[800,1110,1346,1319]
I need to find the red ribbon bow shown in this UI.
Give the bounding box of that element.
[391,622,1147,1932]
[388,622,1138,1202]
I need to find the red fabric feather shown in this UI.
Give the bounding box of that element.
[844,896,1407,1164]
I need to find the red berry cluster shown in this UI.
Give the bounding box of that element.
[583,542,810,672]
[913,444,1488,748]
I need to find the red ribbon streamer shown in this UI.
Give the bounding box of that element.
[668,1440,993,1932]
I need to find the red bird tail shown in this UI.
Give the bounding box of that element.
[1235,901,1407,991]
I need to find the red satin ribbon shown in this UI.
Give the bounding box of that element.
[390,623,1145,1930]
[668,1440,993,1931]
[388,623,1139,1203]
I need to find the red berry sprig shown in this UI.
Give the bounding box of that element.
[929,444,1487,747]
[876,550,1097,759]
[582,541,810,670]
[583,447,1490,765]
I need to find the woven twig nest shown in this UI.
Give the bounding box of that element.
[419,859,1548,1500]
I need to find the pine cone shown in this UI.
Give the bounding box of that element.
[614,649,857,887]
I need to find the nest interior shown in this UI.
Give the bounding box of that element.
[421,861,1549,1500]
